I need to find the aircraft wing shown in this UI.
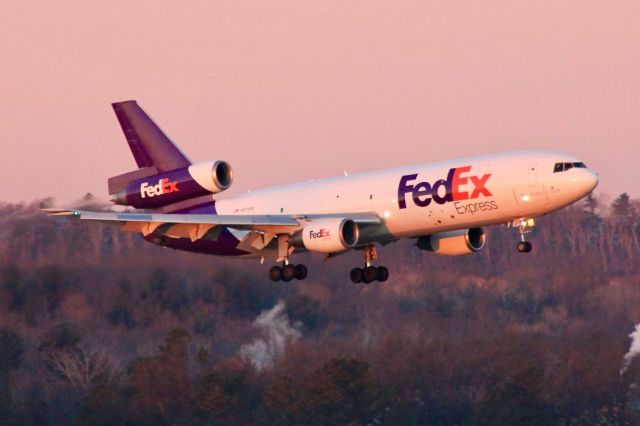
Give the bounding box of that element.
[42,209,381,242]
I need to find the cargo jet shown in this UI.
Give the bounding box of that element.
[46,101,599,283]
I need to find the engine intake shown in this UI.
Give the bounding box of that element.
[292,218,360,253]
[417,227,485,256]
[191,160,234,193]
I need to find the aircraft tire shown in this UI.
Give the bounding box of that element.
[350,268,363,283]
[269,266,282,282]
[517,242,528,253]
[295,264,308,280]
[363,266,377,284]
[282,264,296,282]
[376,266,389,282]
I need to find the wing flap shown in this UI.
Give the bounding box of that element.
[121,221,164,236]
[236,231,276,252]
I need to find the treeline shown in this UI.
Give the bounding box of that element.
[0,193,639,424]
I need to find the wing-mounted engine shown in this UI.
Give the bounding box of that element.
[291,218,360,253]
[110,160,233,209]
[417,227,485,256]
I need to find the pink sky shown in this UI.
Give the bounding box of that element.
[1,1,638,204]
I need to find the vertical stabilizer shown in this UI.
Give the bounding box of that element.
[112,100,191,172]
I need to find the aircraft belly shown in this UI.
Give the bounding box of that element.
[147,226,249,257]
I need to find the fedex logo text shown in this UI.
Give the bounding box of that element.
[140,178,179,198]
[309,229,330,239]
[398,166,492,209]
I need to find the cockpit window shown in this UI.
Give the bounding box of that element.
[553,162,587,173]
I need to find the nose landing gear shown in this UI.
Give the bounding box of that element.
[517,241,533,253]
[350,245,389,284]
[512,218,535,253]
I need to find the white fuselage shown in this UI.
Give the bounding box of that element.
[214,151,598,245]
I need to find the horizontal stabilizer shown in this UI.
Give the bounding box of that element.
[107,166,158,195]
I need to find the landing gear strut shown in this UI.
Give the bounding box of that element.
[350,245,389,284]
[268,235,308,282]
[513,218,534,253]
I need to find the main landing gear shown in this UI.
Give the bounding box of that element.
[269,263,308,282]
[513,218,534,253]
[268,234,308,282]
[350,245,389,284]
[350,266,389,284]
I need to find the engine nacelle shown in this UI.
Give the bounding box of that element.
[293,218,360,253]
[417,227,485,256]
[111,160,233,208]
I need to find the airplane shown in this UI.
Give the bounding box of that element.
[46,100,599,284]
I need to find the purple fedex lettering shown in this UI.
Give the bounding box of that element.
[413,181,432,207]
[432,168,455,204]
[397,174,418,209]
[398,166,492,209]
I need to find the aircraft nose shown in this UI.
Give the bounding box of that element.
[582,169,599,194]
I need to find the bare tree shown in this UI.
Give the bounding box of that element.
[44,345,122,394]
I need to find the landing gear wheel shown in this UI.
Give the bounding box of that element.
[517,241,533,253]
[295,264,308,280]
[363,266,377,284]
[282,264,296,282]
[350,268,363,284]
[269,266,282,282]
[376,266,389,282]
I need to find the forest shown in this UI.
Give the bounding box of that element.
[0,192,640,425]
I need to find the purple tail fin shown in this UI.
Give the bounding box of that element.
[112,100,191,172]
[108,100,192,195]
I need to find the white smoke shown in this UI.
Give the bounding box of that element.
[69,193,115,211]
[621,323,640,375]
[239,300,301,371]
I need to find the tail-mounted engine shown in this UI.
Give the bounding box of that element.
[110,160,233,209]
[291,218,360,253]
[417,227,485,256]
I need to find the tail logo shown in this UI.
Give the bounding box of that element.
[140,178,180,199]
